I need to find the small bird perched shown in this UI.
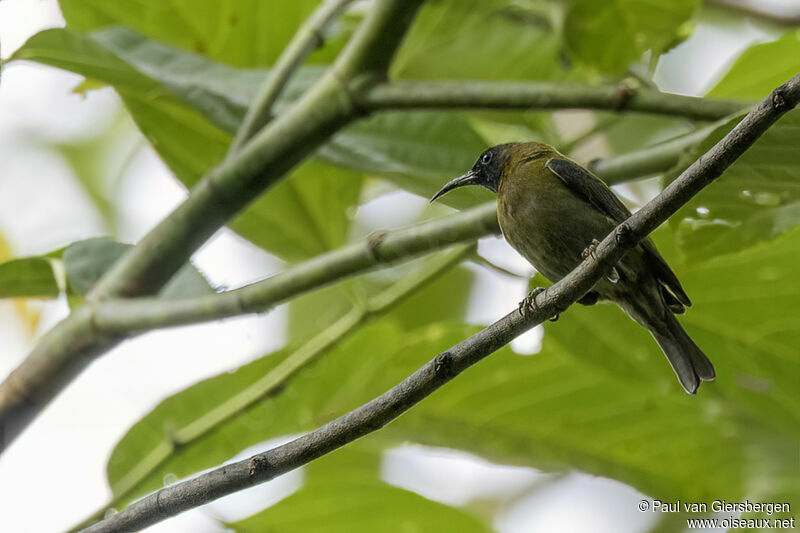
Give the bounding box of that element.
[431,142,715,394]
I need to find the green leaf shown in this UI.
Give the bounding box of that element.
[62,237,213,298]
[287,260,475,342]
[322,113,492,208]
[393,0,569,82]
[230,160,363,263]
[104,322,406,506]
[90,27,490,207]
[228,447,492,533]
[0,257,60,299]
[57,0,345,67]
[707,32,800,100]
[663,110,800,262]
[11,28,362,261]
[564,0,698,73]
[87,26,270,134]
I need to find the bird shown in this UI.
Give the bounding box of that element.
[431,142,715,394]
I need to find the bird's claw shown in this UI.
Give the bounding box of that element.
[582,238,620,283]
[518,287,545,316]
[581,238,601,260]
[518,288,559,321]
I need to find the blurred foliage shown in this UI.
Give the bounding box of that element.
[228,446,492,532]
[664,110,800,263]
[707,31,800,100]
[4,0,800,531]
[0,238,212,306]
[563,0,698,73]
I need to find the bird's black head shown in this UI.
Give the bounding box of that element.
[430,144,509,202]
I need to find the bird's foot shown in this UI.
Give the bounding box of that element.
[581,238,601,260]
[518,287,544,316]
[518,287,559,322]
[581,239,619,283]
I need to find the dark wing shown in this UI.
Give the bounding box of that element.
[546,157,691,310]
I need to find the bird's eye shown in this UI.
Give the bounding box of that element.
[480,152,493,165]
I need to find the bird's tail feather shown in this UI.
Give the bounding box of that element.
[650,313,715,395]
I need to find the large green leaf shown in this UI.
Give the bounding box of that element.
[393,0,568,82]
[322,113,492,208]
[231,160,363,263]
[564,0,698,73]
[11,28,363,261]
[104,321,406,507]
[287,260,475,342]
[659,35,800,262]
[663,110,800,262]
[88,27,492,207]
[707,32,800,101]
[227,446,492,533]
[57,0,345,67]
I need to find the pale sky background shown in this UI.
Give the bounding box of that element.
[0,1,794,532]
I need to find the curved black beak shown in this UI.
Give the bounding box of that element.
[430,170,479,203]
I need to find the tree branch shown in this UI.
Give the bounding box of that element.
[91,203,499,334]
[361,80,747,121]
[0,0,426,452]
[229,0,356,154]
[80,73,800,533]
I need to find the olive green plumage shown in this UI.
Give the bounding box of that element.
[432,142,715,394]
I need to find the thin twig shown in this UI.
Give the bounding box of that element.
[228,0,355,155]
[80,72,800,533]
[91,204,498,334]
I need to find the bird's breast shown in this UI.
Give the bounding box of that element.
[498,174,616,282]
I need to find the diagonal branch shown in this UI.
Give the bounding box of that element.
[361,80,747,121]
[80,73,800,533]
[0,0,426,452]
[229,0,356,154]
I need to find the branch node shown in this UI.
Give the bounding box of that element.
[330,68,371,118]
[366,230,389,259]
[434,351,454,378]
[772,89,787,111]
[614,223,635,248]
[613,79,638,111]
[248,454,271,478]
[310,28,326,50]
